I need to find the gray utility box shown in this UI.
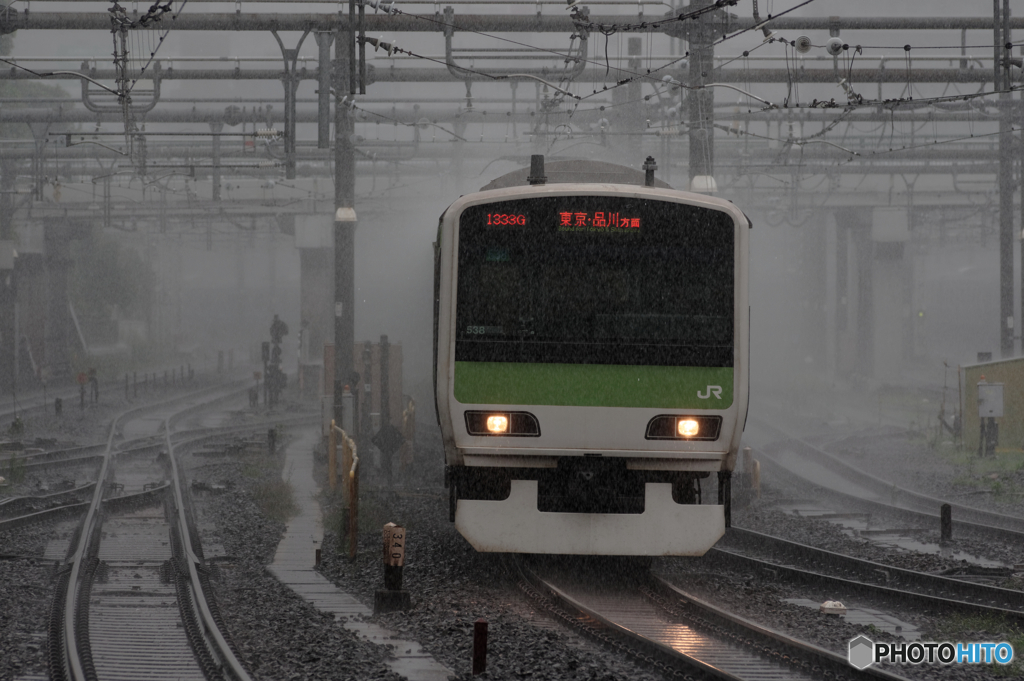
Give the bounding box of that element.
[978,382,1004,418]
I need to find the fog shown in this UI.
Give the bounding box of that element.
[2,0,1016,418]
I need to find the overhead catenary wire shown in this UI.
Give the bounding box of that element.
[4,0,1019,190]
[356,0,820,102]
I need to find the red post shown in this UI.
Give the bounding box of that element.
[472,618,488,675]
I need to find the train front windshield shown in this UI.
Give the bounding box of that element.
[455,196,736,368]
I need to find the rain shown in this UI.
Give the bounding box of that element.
[2,1,1024,680]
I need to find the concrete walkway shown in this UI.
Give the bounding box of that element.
[267,427,453,681]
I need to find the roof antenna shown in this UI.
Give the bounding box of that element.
[527,154,547,185]
[642,156,658,187]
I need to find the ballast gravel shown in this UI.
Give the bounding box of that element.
[654,558,1013,681]
[2,394,127,681]
[191,458,407,681]
[0,525,56,681]
[5,385,1023,681]
[316,429,666,681]
[313,420,1021,681]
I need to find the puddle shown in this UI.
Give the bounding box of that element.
[859,533,1006,568]
[784,598,920,640]
[776,504,1007,568]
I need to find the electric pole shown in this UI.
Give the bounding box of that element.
[333,4,357,429]
[688,0,716,192]
[997,0,1014,357]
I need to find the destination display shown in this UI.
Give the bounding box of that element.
[456,195,736,367]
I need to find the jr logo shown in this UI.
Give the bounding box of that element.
[698,385,723,399]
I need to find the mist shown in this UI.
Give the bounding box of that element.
[0,0,1016,427]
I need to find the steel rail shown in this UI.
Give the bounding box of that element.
[749,417,1024,540]
[646,576,909,681]
[166,413,319,446]
[163,415,253,681]
[716,526,1024,619]
[517,558,908,681]
[55,379,251,681]
[0,481,173,531]
[15,454,104,476]
[1,444,106,465]
[754,451,1024,551]
[0,482,96,516]
[0,500,90,532]
[60,402,125,681]
[515,560,734,681]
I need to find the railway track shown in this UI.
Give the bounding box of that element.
[2,378,247,479]
[0,438,257,533]
[515,557,908,681]
[710,526,1024,621]
[0,483,95,519]
[746,417,1024,546]
[0,368,211,430]
[0,414,316,538]
[47,385,254,681]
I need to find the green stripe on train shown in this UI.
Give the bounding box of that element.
[454,362,734,408]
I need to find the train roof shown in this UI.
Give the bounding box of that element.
[480,159,674,191]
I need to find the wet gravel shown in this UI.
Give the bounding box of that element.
[654,558,1016,681]
[192,456,408,681]
[0,526,56,681]
[316,431,665,681]
[1,395,118,681]
[309,421,1023,681]
[4,385,1023,681]
[733,500,1024,579]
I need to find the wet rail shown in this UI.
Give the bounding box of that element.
[48,383,253,681]
[2,416,317,536]
[748,418,1024,546]
[712,526,1024,622]
[0,483,95,519]
[515,558,908,681]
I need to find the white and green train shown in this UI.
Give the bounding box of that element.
[434,158,750,555]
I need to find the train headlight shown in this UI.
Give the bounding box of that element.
[465,411,541,437]
[645,415,722,441]
[486,415,509,433]
[677,418,700,437]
